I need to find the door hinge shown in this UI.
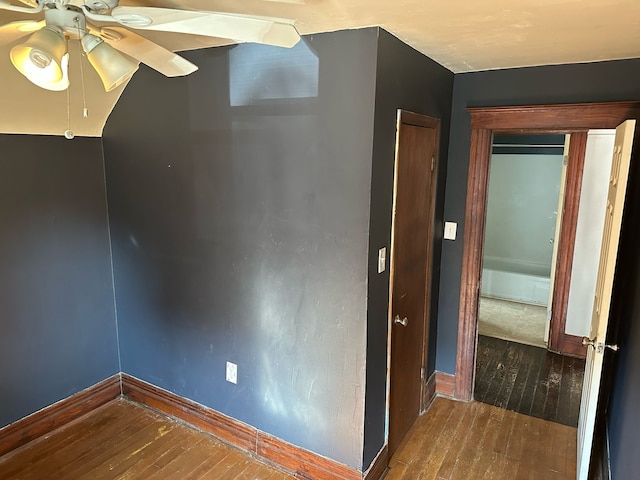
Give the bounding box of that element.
[431,156,435,172]
[421,367,425,381]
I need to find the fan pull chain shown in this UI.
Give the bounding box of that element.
[74,18,89,119]
[65,80,73,139]
[64,36,74,139]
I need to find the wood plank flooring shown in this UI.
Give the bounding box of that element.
[386,396,577,480]
[0,399,295,480]
[474,335,585,427]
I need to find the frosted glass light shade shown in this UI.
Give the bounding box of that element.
[38,53,70,91]
[10,27,67,89]
[81,34,138,92]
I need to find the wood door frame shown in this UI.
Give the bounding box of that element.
[454,102,640,401]
[388,110,440,430]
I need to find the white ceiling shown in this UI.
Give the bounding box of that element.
[2,0,640,136]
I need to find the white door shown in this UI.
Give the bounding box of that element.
[545,134,570,342]
[577,119,636,479]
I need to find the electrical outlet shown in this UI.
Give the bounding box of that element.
[226,361,237,384]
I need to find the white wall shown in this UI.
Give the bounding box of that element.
[565,130,616,337]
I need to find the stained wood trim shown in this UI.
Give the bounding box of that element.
[399,110,440,129]
[456,102,640,402]
[0,374,121,457]
[422,371,438,410]
[257,433,360,480]
[121,374,361,480]
[413,113,441,411]
[363,445,389,480]
[557,334,589,358]
[455,128,493,401]
[121,373,256,452]
[548,132,588,358]
[469,102,640,130]
[435,372,456,398]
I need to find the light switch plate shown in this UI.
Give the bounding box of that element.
[226,361,237,384]
[444,222,457,241]
[378,247,386,273]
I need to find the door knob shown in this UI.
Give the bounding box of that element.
[394,315,408,327]
[582,337,619,353]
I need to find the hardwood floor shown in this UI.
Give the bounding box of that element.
[0,399,294,480]
[386,396,577,480]
[474,335,585,427]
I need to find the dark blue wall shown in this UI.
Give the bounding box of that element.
[438,58,640,374]
[440,58,640,479]
[0,134,119,428]
[103,29,379,469]
[363,29,453,469]
[607,222,640,479]
[602,112,640,478]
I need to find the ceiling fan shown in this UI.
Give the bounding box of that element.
[0,0,301,92]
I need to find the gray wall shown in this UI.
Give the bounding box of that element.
[484,153,563,277]
[103,29,379,469]
[0,134,119,428]
[363,29,453,469]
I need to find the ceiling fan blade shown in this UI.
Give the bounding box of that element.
[0,0,42,13]
[97,27,198,77]
[110,6,300,48]
[0,20,43,46]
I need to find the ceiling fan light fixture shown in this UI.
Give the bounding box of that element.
[10,26,67,87]
[81,33,138,92]
[35,52,70,91]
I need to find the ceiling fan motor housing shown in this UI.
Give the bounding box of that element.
[44,7,87,38]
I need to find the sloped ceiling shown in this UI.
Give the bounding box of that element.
[2,0,640,137]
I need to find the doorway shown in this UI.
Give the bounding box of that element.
[387,110,439,457]
[473,132,587,427]
[478,133,566,348]
[454,102,640,402]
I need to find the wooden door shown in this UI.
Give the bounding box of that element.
[388,112,438,456]
[577,119,636,479]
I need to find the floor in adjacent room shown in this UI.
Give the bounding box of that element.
[0,400,294,480]
[385,396,577,480]
[478,297,548,348]
[474,335,585,427]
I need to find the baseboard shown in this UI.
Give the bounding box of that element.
[0,374,121,457]
[435,372,456,398]
[121,373,361,480]
[422,371,438,410]
[363,445,389,480]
